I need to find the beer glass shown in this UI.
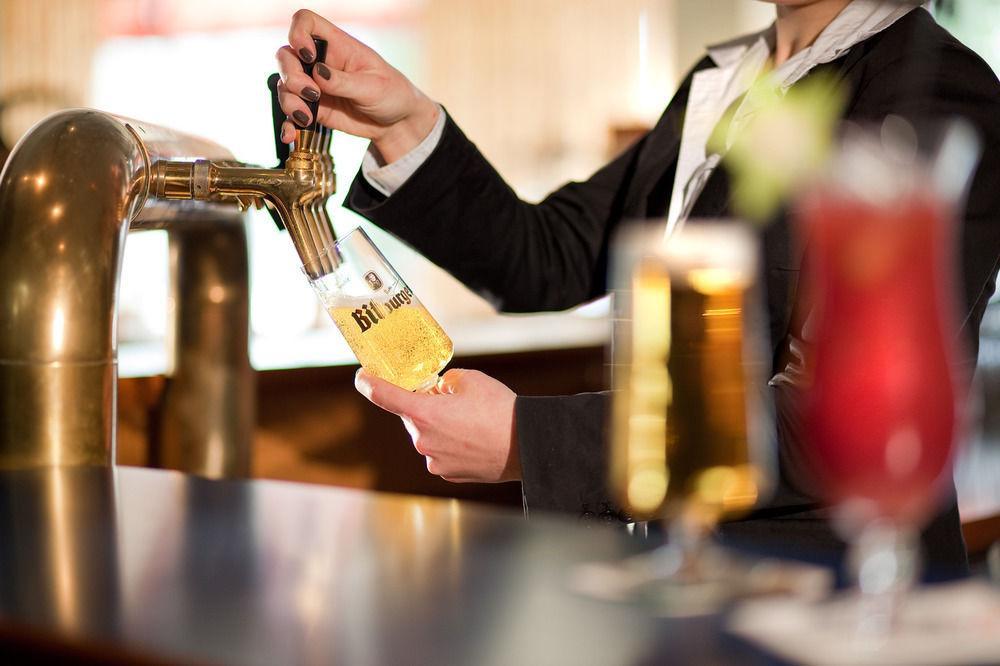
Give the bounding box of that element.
[574,220,776,616]
[609,222,772,525]
[302,227,453,392]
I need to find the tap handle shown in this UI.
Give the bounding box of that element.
[267,73,289,169]
[265,72,289,230]
[301,37,328,133]
[263,37,330,231]
[263,35,327,168]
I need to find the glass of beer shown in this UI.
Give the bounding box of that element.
[573,220,778,616]
[302,227,453,392]
[609,221,773,524]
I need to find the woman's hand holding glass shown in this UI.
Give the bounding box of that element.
[355,368,521,483]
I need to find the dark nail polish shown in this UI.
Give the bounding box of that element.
[316,63,331,80]
[298,47,315,63]
[301,87,321,102]
[292,110,310,127]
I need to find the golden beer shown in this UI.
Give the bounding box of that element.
[328,295,453,392]
[611,226,769,523]
[303,227,453,392]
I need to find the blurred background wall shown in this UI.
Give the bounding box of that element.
[0,0,99,149]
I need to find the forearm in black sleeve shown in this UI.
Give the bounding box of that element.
[345,113,646,313]
[515,391,626,519]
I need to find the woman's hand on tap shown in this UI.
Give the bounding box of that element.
[277,9,440,164]
[354,369,522,484]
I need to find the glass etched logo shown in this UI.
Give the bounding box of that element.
[364,271,383,291]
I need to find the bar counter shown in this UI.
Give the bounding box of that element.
[0,466,775,665]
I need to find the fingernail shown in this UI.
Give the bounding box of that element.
[298,47,315,63]
[316,63,331,80]
[301,87,321,102]
[292,110,310,127]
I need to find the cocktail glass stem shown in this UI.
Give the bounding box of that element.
[848,521,920,638]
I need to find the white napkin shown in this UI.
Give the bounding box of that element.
[728,581,1000,666]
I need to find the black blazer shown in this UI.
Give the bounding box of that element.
[346,9,1000,572]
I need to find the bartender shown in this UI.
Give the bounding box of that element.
[274,0,1000,572]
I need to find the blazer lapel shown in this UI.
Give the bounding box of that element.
[621,57,715,217]
[683,45,872,359]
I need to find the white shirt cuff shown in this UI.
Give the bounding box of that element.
[362,105,446,197]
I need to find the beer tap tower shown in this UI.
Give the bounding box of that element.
[0,39,335,474]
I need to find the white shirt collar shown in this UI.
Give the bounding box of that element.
[666,1,927,237]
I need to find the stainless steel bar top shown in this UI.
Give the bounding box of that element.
[0,467,770,665]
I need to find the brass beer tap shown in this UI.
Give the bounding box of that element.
[0,41,335,473]
[151,38,338,278]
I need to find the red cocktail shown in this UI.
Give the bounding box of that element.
[795,119,981,638]
[800,189,966,527]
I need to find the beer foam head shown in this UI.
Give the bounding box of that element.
[659,222,757,290]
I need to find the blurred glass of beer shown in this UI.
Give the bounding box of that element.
[303,227,453,392]
[610,222,773,526]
